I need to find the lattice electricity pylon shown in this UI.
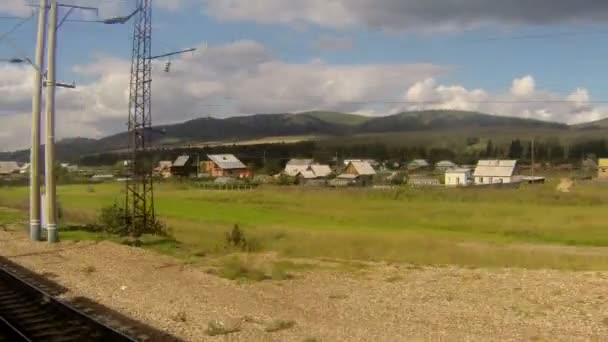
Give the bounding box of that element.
[125,0,154,237]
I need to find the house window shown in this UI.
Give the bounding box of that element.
[480,177,484,183]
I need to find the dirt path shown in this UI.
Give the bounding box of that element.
[1,229,608,341]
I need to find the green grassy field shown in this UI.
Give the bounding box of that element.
[1,180,608,270]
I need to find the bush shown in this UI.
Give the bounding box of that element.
[98,202,171,238]
[224,224,261,252]
[225,224,246,249]
[99,203,127,235]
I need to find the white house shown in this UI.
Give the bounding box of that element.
[473,160,520,185]
[445,168,473,187]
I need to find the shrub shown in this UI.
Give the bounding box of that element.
[99,203,127,235]
[224,224,263,252]
[98,202,171,238]
[225,224,247,249]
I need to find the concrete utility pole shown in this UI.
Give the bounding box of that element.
[45,0,58,243]
[29,0,48,241]
[531,137,535,177]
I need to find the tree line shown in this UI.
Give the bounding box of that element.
[78,137,608,173]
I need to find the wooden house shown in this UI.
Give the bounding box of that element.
[204,154,253,178]
[0,161,20,176]
[336,161,376,186]
[171,155,195,177]
[284,159,315,177]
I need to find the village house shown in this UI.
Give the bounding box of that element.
[435,160,457,172]
[445,168,473,187]
[296,164,333,186]
[0,161,21,176]
[473,160,520,185]
[203,154,253,178]
[408,159,430,170]
[333,161,376,187]
[283,159,315,177]
[343,159,380,170]
[599,159,608,180]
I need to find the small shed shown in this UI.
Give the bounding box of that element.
[171,155,195,177]
[445,168,473,187]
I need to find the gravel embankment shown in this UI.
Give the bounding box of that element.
[1,229,608,341]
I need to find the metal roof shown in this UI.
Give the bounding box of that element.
[208,154,247,170]
[600,159,608,168]
[473,160,518,177]
[348,161,376,176]
[309,165,332,178]
[286,159,314,166]
[409,159,430,167]
[297,170,317,179]
[445,168,472,174]
[436,160,457,167]
[284,165,308,177]
[173,155,191,167]
[0,161,20,175]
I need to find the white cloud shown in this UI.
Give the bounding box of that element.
[396,76,606,124]
[511,75,535,97]
[0,40,448,150]
[1,40,606,151]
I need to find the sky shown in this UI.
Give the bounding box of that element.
[2,0,608,150]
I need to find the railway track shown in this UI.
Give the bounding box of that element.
[0,265,137,342]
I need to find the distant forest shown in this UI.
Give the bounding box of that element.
[79,137,608,173]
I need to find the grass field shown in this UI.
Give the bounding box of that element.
[2,180,608,270]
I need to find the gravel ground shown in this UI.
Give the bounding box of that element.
[1,229,608,342]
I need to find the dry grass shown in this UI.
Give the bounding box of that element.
[264,319,296,333]
[81,265,97,276]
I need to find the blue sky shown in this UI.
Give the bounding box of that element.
[3,4,608,95]
[2,0,608,149]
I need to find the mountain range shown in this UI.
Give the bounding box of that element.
[1,110,606,163]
